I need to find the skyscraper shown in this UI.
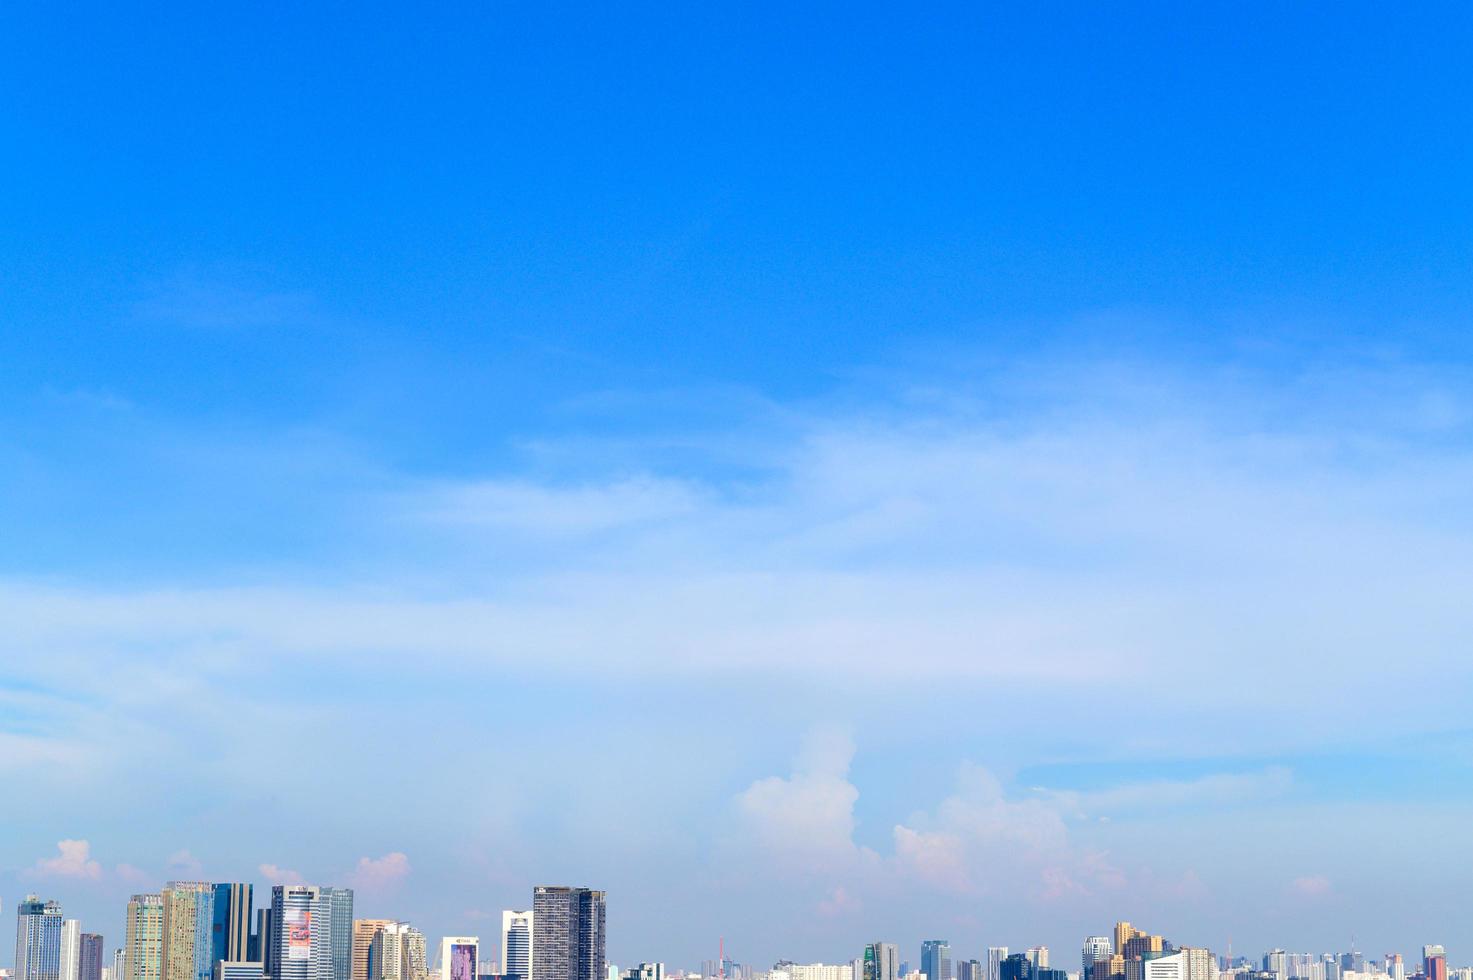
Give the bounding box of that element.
[959,962,982,980]
[987,951,1009,980]
[502,912,534,980]
[863,946,898,980]
[213,886,254,967]
[16,896,64,980]
[530,888,605,980]
[353,923,396,980]
[62,920,83,980]
[1423,948,1446,980]
[1000,956,1031,980]
[1026,952,1048,973]
[321,890,355,980]
[162,884,216,980]
[125,896,165,980]
[1083,940,1114,980]
[921,943,950,980]
[81,936,106,980]
[268,887,334,980]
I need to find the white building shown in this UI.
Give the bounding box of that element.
[988,952,1009,980]
[439,939,478,980]
[61,921,83,980]
[501,913,533,980]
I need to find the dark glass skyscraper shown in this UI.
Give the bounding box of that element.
[322,889,355,980]
[212,885,254,966]
[530,887,605,980]
[1000,955,1032,980]
[921,943,951,980]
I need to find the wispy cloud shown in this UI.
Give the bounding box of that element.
[348,852,411,891]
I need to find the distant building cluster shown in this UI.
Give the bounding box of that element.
[6,885,1461,980]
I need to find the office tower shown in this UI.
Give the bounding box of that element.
[502,913,534,980]
[402,930,427,980]
[531,887,605,980]
[1000,956,1031,980]
[353,924,396,980]
[213,887,254,967]
[61,921,83,980]
[921,944,951,980]
[250,911,271,968]
[126,896,166,980]
[959,963,982,980]
[1340,958,1363,977]
[988,952,1009,980]
[217,965,266,980]
[1034,973,1066,980]
[1084,940,1114,980]
[1026,953,1048,973]
[268,887,335,980]
[80,936,105,980]
[16,896,65,980]
[1386,958,1405,980]
[440,940,479,980]
[863,947,898,980]
[319,890,354,980]
[1422,950,1446,980]
[1263,953,1287,980]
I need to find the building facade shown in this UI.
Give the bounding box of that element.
[501,912,533,980]
[530,888,605,980]
[16,896,64,980]
[125,896,165,980]
[921,943,950,980]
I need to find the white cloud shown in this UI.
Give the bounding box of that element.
[259,863,305,885]
[347,852,411,891]
[734,728,868,873]
[33,839,102,879]
[167,849,204,876]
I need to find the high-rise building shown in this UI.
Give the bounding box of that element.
[1000,956,1031,980]
[959,962,982,980]
[987,952,1009,980]
[1084,940,1114,980]
[1179,949,1213,980]
[1422,949,1446,980]
[125,896,165,980]
[353,923,396,980]
[321,891,355,980]
[1264,953,1287,980]
[863,947,898,980]
[502,912,534,980]
[16,896,64,980]
[1142,955,1183,980]
[403,930,427,980]
[1026,953,1048,973]
[1386,957,1405,980]
[440,940,479,980]
[112,947,127,980]
[213,887,254,967]
[921,943,951,980]
[268,887,335,980]
[61,921,83,980]
[80,935,105,980]
[162,884,217,980]
[530,888,605,980]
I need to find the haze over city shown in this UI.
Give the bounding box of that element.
[4,0,1473,976]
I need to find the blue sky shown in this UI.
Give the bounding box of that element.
[4,0,1473,972]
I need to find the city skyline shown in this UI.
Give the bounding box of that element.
[5,0,1473,970]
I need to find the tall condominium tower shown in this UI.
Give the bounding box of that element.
[212,886,254,966]
[1423,948,1447,980]
[162,884,216,980]
[530,888,605,980]
[61,920,83,980]
[921,943,951,980]
[987,951,1009,980]
[125,896,165,980]
[1025,952,1048,973]
[80,935,106,980]
[501,912,533,980]
[863,946,898,980]
[16,896,64,980]
[353,922,397,980]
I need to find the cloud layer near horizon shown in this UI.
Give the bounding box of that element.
[4,353,1473,964]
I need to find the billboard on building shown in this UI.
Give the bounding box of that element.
[450,945,477,980]
[286,910,312,961]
